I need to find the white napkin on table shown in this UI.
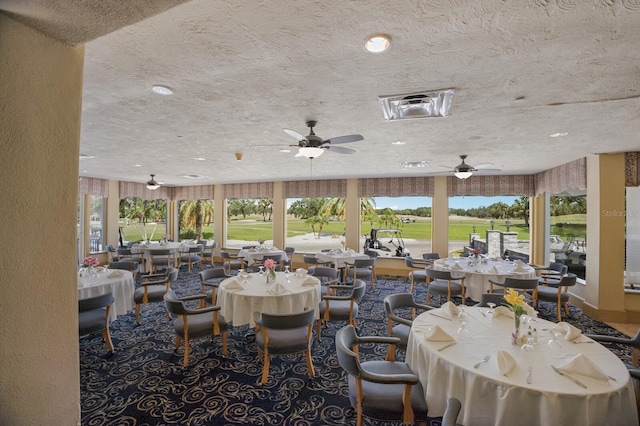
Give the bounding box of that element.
[224,279,244,291]
[302,277,318,286]
[557,354,609,380]
[494,350,517,376]
[423,325,454,342]
[514,260,529,272]
[451,263,463,271]
[441,301,461,318]
[493,305,514,318]
[271,282,288,294]
[107,270,123,278]
[550,321,582,341]
[490,266,500,274]
[295,268,308,276]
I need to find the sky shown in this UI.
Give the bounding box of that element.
[373,196,519,210]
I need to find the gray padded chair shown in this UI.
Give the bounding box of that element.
[179,244,204,273]
[134,267,178,324]
[303,254,332,275]
[282,246,295,268]
[108,260,139,278]
[254,309,316,384]
[383,293,432,361]
[317,279,366,340]
[536,273,577,321]
[164,289,228,367]
[312,265,340,297]
[199,267,229,306]
[199,240,218,266]
[115,247,145,269]
[149,248,175,273]
[488,277,539,306]
[220,250,244,274]
[335,324,429,426]
[422,252,441,263]
[79,292,114,353]
[425,268,466,306]
[474,292,507,308]
[346,257,376,290]
[405,256,428,294]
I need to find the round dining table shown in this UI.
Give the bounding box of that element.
[405,306,638,426]
[237,247,288,266]
[77,269,135,321]
[433,257,536,302]
[217,272,321,327]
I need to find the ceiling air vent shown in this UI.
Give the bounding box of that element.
[379,89,454,121]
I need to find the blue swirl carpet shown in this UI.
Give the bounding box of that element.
[80,269,632,425]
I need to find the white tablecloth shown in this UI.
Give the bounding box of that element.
[237,248,288,266]
[131,241,195,272]
[433,258,536,301]
[406,307,638,426]
[78,270,135,321]
[218,272,320,327]
[315,250,369,269]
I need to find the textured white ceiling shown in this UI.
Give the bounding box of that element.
[3,0,640,187]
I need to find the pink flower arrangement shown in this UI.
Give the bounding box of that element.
[264,259,277,270]
[471,248,482,255]
[82,256,100,268]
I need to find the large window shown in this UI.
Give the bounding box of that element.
[178,199,214,240]
[626,187,640,289]
[549,195,586,279]
[226,198,273,249]
[119,197,167,244]
[89,195,105,253]
[286,197,345,252]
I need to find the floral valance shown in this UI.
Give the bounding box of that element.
[284,179,347,198]
[172,185,215,201]
[448,175,535,197]
[625,152,640,187]
[534,158,586,196]
[358,177,434,197]
[78,177,109,197]
[223,182,273,200]
[119,181,172,200]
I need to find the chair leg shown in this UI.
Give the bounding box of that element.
[386,344,396,361]
[135,304,141,324]
[182,336,190,367]
[261,352,270,384]
[102,329,114,353]
[305,349,315,378]
[563,302,570,316]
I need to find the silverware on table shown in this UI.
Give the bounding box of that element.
[526,366,532,384]
[437,341,456,352]
[551,365,587,388]
[479,309,487,317]
[473,354,490,369]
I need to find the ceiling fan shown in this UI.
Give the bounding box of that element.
[439,155,501,179]
[283,120,363,159]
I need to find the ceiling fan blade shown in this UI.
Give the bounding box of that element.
[325,145,355,154]
[324,134,363,145]
[473,162,495,169]
[472,168,502,174]
[284,128,307,141]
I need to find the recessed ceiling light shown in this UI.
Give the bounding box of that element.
[392,141,406,145]
[79,154,94,160]
[364,34,391,53]
[152,85,173,95]
[132,164,142,167]
[279,149,291,153]
[401,161,429,169]
[550,132,568,138]
[194,157,206,161]
[178,174,206,179]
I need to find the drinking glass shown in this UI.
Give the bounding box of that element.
[547,329,563,357]
[486,302,496,319]
[457,306,470,341]
[520,336,536,367]
[258,266,265,276]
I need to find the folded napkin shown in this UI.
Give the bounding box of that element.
[514,260,529,272]
[423,325,455,342]
[107,270,123,278]
[550,321,582,341]
[347,249,356,255]
[490,266,500,274]
[271,282,288,295]
[224,279,244,291]
[295,268,308,276]
[493,305,514,318]
[451,263,464,271]
[495,350,516,376]
[179,242,186,248]
[302,277,318,286]
[441,301,461,318]
[557,354,609,380]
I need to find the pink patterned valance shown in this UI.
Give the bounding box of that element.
[223,182,273,199]
[78,177,109,197]
[172,185,215,201]
[119,181,172,200]
[284,179,347,198]
[534,158,586,196]
[358,177,434,197]
[625,152,640,187]
[448,175,535,197]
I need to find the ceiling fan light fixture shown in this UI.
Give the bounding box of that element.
[146,174,161,190]
[454,170,473,180]
[298,147,325,159]
[379,89,454,121]
[364,34,391,53]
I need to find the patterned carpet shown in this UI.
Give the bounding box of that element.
[80,267,633,425]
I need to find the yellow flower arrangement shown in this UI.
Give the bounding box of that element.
[504,288,528,345]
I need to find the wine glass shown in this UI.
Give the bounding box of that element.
[547,329,563,357]
[486,302,496,319]
[456,306,470,341]
[258,265,265,276]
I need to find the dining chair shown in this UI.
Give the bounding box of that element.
[79,292,114,353]
[199,267,229,306]
[115,247,145,269]
[335,324,429,426]
[253,309,316,384]
[179,244,204,273]
[220,250,244,275]
[383,293,432,361]
[134,267,178,324]
[345,258,376,290]
[317,279,366,341]
[282,246,295,269]
[405,256,428,294]
[163,289,228,367]
[303,254,332,274]
[425,268,466,306]
[422,252,441,262]
[535,273,577,321]
[474,292,507,308]
[311,265,340,297]
[149,248,175,273]
[198,240,218,266]
[108,260,139,278]
[364,249,379,258]
[488,277,539,306]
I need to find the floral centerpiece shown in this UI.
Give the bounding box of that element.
[504,288,528,345]
[160,234,171,245]
[264,258,277,283]
[471,247,482,261]
[82,256,100,268]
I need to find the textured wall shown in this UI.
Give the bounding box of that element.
[0,15,84,425]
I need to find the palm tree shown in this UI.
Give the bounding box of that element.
[121,198,166,241]
[304,214,329,239]
[257,198,273,221]
[320,196,376,220]
[179,199,214,239]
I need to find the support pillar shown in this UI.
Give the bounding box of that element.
[431,176,449,257]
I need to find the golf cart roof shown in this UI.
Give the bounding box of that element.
[375,229,402,234]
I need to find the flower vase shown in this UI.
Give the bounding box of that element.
[512,315,526,345]
[266,268,276,284]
